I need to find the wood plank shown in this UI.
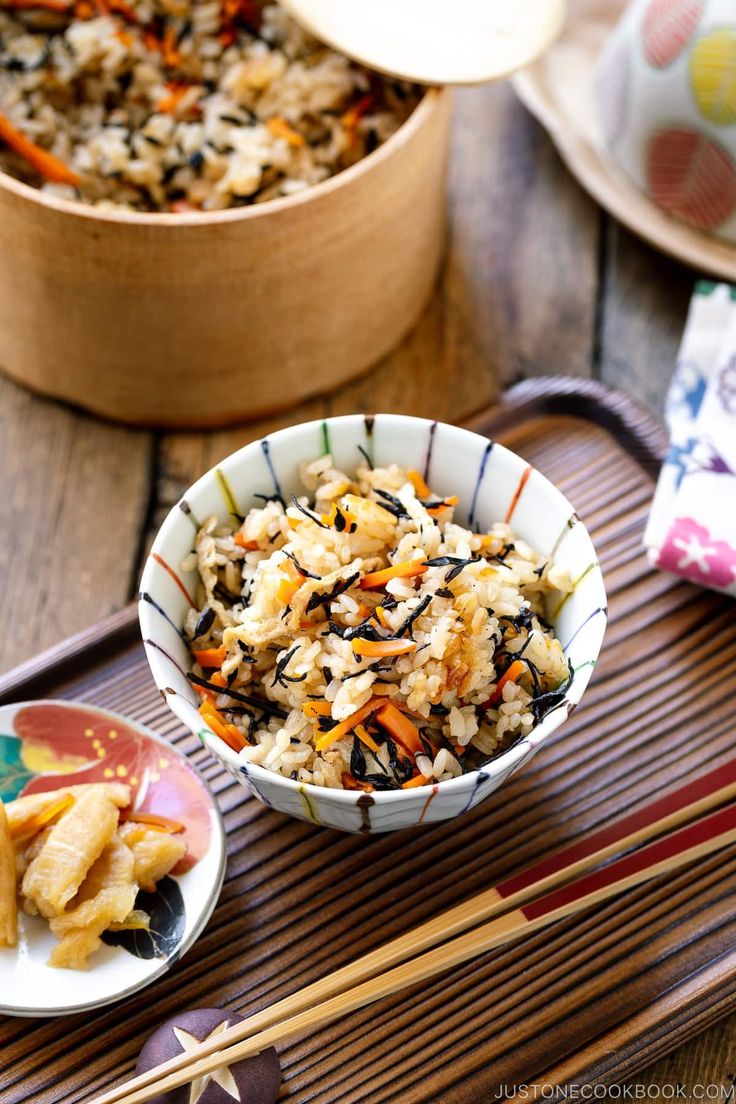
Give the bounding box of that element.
[0,375,152,673]
[597,220,695,415]
[2,382,736,1104]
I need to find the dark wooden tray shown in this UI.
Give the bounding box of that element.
[2,378,736,1104]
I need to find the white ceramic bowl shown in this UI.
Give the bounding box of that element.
[139,414,607,833]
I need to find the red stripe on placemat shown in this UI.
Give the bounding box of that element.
[497,758,736,899]
[522,801,736,922]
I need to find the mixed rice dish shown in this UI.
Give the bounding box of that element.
[184,456,574,792]
[0,0,420,210]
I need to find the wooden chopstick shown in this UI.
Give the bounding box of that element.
[91,757,736,1104]
[100,797,736,1104]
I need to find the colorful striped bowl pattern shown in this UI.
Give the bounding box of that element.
[596,0,736,242]
[139,415,607,834]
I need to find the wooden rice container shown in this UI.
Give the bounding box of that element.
[0,87,451,427]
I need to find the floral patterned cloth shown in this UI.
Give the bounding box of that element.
[645,280,736,597]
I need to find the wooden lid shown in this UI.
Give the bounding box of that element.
[279,0,567,85]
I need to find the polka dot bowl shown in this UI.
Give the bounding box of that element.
[139,414,607,834]
[596,0,736,242]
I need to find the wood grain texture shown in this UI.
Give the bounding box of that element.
[0,375,152,669]
[2,383,735,1104]
[598,221,696,414]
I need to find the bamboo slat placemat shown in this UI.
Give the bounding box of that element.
[2,378,735,1103]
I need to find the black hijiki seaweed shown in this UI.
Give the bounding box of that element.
[357,444,373,469]
[373,488,409,519]
[271,645,308,689]
[290,494,330,529]
[445,556,481,583]
[328,617,383,643]
[385,735,415,783]
[332,505,357,534]
[282,550,322,580]
[394,594,432,639]
[187,672,288,719]
[192,606,215,639]
[350,732,405,789]
[498,606,534,633]
[528,659,574,723]
[341,661,388,681]
[306,572,360,614]
[253,491,286,509]
[237,641,256,662]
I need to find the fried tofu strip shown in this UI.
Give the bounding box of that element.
[6,783,130,838]
[21,788,125,918]
[0,801,17,947]
[119,822,187,893]
[48,835,138,970]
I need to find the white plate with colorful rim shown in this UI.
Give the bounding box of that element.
[0,699,226,1017]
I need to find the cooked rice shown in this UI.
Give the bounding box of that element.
[0,1,420,211]
[184,457,574,791]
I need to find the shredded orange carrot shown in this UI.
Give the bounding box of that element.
[340,93,374,133]
[352,637,416,658]
[359,560,428,590]
[354,724,379,754]
[234,531,259,550]
[125,812,185,833]
[277,559,305,603]
[407,469,431,498]
[161,24,181,66]
[427,495,459,516]
[193,670,227,702]
[169,198,199,212]
[314,696,382,752]
[156,82,193,115]
[401,773,427,789]
[320,502,357,529]
[74,0,94,15]
[0,110,80,186]
[485,659,526,708]
[10,793,75,841]
[341,772,374,792]
[193,644,227,668]
[303,700,332,720]
[374,605,387,627]
[452,743,466,757]
[115,26,133,44]
[267,116,304,147]
[2,0,70,11]
[277,578,300,604]
[108,0,138,20]
[375,702,423,757]
[198,701,247,752]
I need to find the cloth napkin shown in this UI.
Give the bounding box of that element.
[644,280,736,598]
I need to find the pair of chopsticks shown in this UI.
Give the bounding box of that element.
[93,758,736,1104]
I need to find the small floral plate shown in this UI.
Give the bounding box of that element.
[0,699,226,1017]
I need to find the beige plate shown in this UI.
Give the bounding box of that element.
[279,0,567,85]
[513,0,736,281]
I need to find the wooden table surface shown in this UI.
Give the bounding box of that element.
[1,84,730,1096]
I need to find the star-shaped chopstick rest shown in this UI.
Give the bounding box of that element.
[136,1008,281,1104]
[279,0,567,85]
